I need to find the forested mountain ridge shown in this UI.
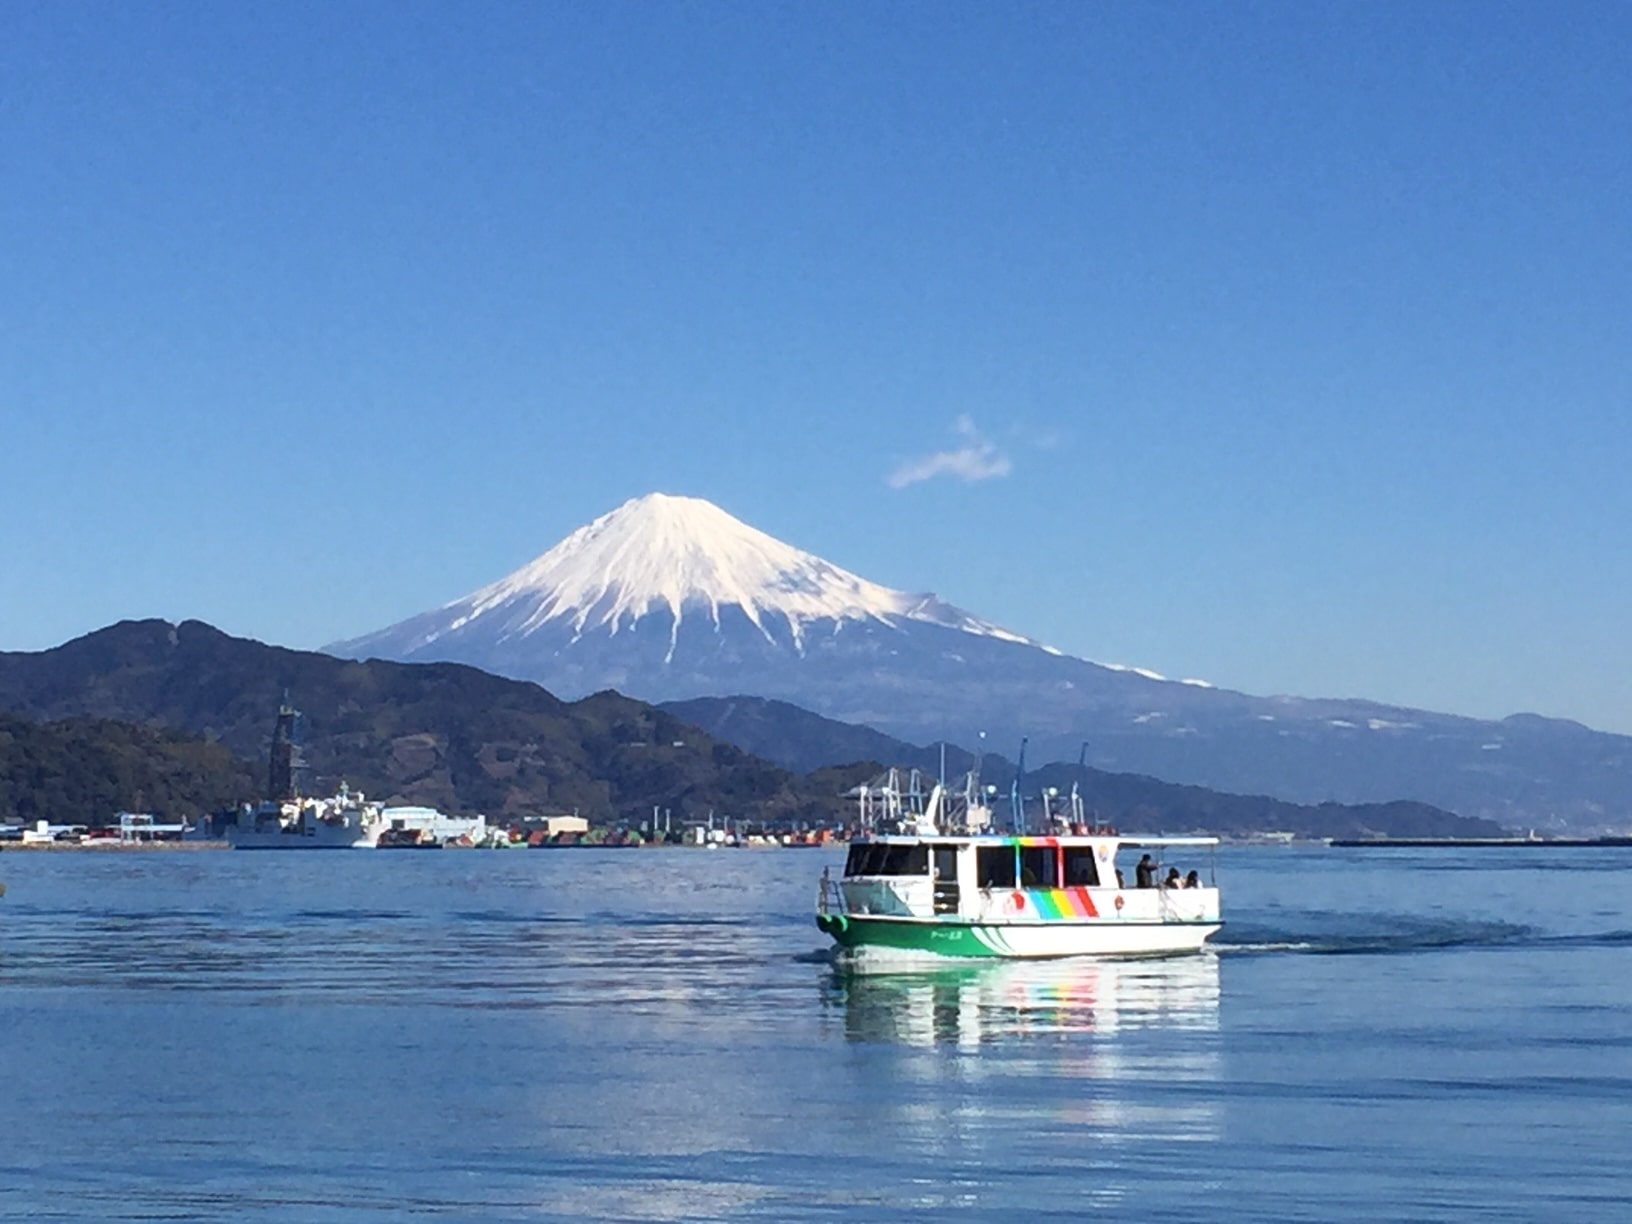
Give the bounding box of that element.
[0,714,257,824]
[0,620,839,823]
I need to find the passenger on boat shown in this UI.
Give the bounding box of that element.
[1184,870,1201,889]
[1115,867,1126,888]
[1163,867,1182,889]
[1135,854,1155,888]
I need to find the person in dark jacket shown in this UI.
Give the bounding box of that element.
[1135,853,1155,889]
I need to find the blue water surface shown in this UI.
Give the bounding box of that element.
[1,844,1629,1221]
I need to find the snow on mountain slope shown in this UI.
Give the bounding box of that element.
[358,493,1041,662]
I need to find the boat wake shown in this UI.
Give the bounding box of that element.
[790,917,1632,966]
[1531,927,1632,949]
[790,947,842,966]
[1215,917,1540,957]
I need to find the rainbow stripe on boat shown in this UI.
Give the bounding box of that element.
[1021,887,1101,920]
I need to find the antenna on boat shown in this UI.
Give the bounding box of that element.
[1070,741,1088,828]
[1010,737,1028,835]
[268,698,304,802]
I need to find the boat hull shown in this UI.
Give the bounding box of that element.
[817,912,1219,961]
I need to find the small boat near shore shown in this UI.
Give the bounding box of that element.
[225,791,486,849]
[375,826,445,849]
[226,785,379,849]
[225,705,487,849]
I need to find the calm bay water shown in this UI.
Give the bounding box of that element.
[1,844,1629,1221]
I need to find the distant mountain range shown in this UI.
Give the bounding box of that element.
[0,620,1504,839]
[329,493,1632,829]
[661,696,1501,841]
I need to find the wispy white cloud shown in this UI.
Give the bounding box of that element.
[887,415,1013,489]
[1015,424,1064,451]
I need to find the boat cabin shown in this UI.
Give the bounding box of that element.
[833,833,1219,928]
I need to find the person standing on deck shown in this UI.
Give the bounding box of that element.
[1135,853,1155,889]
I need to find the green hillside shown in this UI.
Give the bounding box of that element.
[0,714,257,824]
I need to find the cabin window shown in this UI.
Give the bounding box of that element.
[976,844,1017,889]
[1063,847,1100,887]
[844,843,928,877]
[1019,846,1057,888]
[844,844,881,876]
[882,844,928,875]
[931,844,958,881]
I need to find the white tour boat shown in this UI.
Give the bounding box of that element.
[815,764,1221,963]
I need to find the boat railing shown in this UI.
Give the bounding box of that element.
[817,867,845,916]
[1157,887,1177,923]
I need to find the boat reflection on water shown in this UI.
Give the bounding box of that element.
[825,955,1223,1160]
[829,953,1220,1048]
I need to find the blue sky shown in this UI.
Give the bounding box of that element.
[4,2,1629,732]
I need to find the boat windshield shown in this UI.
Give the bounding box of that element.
[844,843,929,877]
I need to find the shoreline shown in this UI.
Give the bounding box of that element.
[1,840,232,852]
[1329,836,1632,848]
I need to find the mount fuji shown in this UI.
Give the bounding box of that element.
[327,493,1059,702]
[328,493,1632,829]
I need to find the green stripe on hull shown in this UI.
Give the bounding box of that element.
[817,914,1006,958]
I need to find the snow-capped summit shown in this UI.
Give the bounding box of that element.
[334,492,1038,666]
